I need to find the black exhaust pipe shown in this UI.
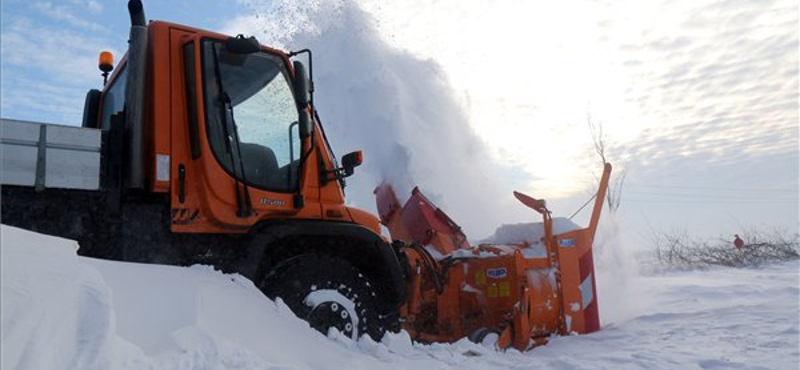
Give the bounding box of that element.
[128,0,146,26]
[124,0,147,189]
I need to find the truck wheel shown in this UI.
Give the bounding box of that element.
[259,254,391,341]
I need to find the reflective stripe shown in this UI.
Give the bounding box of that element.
[579,272,594,308]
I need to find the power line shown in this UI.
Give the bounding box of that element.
[624,191,798,200]
[625,184,798,192]
[625,198,798,204]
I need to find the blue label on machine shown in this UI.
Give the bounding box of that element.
[559,238,575,247]
[486,268,508,279]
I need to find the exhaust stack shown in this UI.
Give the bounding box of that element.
[124,0,147,189]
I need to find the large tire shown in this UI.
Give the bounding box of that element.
[259,254,395,341]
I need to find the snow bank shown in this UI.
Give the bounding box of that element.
[1,226,114,370]
[2,225,798,370]
[1,225,415,370]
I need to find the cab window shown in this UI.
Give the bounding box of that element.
[200,39,301,192]
[100,66,128,130]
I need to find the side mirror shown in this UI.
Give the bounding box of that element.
[293,61,311,108]
[322,150,363,184]
[293,61,313,138]
[82,89,102,128]
[341,151,363,177]
[298,109,312,139]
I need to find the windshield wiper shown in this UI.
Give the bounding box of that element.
[211,44,253,217]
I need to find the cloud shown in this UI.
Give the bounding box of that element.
[67,0,103,14]
[0,14,120,124]
[33,2,107,31]
[581,0,799,236]
[85,0,103,14]
[596,0,798,161]
[0,72,88,124]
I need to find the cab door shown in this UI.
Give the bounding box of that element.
[169,30,320,233]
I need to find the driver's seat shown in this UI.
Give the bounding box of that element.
[239,142,279,188]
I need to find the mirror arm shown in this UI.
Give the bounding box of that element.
[321,166,352,185]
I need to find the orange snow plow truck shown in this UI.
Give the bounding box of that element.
[0,0,612,351]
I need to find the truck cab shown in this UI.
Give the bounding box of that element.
[86,21,380,235]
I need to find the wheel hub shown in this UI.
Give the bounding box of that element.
[308,301,354,338]
[304,289,360,340]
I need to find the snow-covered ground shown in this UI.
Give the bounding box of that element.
[2,224,798,370]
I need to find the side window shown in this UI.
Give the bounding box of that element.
[100,66,128,130]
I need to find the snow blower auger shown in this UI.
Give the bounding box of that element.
[375,163,612,351]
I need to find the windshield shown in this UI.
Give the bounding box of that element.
[200,39,301,192]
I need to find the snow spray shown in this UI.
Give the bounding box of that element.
[593,212,651,324]
[237,0,521,239]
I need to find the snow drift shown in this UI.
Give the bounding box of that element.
[1,227,113,370]
[3,224,798,370]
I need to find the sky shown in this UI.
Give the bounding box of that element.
[1,0,797,246]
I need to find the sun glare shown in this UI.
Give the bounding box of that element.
[358,0,635,198]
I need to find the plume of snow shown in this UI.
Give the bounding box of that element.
[593,212,651,325]
[227,0,526,239]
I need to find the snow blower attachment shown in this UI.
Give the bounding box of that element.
[376,163,612,351]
